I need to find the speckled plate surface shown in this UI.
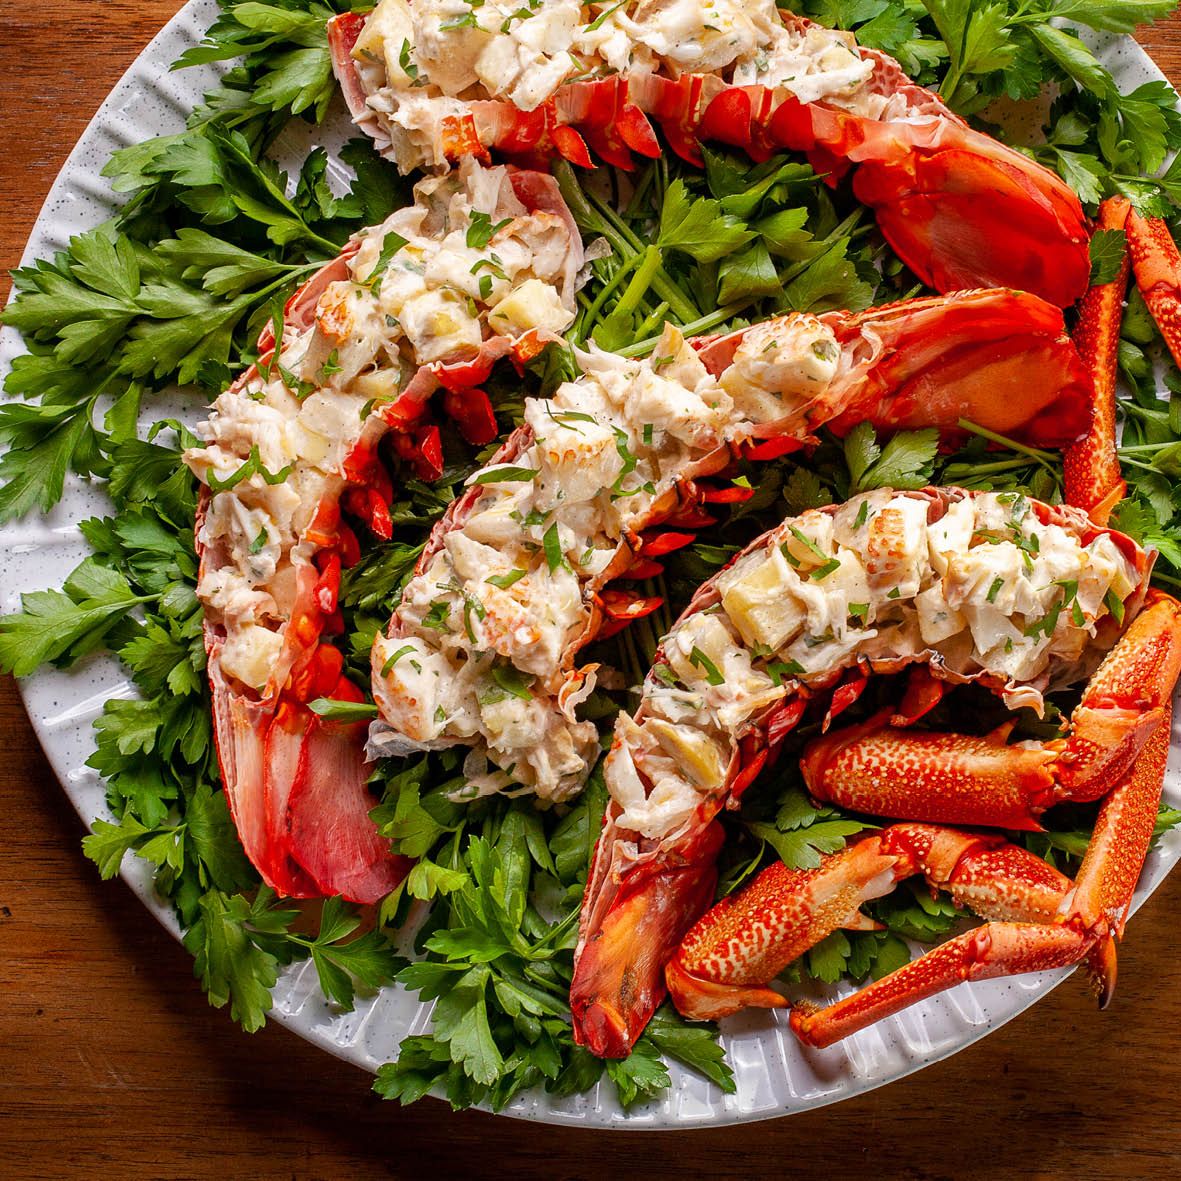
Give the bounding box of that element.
[2,2,1179,1128]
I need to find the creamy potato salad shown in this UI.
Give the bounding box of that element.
[608,490,1142,840]
[186,159,577,696]
[349,0,903,170]
[368,313,852,801]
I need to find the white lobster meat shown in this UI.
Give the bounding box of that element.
[367,289,1091,805]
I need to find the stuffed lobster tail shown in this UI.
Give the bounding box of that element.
[186,160,582,901]
[367,288,1090,816]
[571,488,1156,1055]
[329,3,1090,306]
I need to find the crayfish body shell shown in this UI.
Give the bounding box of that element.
[569,487,1152,1056]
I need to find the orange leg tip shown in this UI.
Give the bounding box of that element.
[1087,934,1118,1010]
[665,957,787,1022]
[787,1002,829,1048]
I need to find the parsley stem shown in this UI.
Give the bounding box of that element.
[576,250,644,341]
[618,300,753,356]
[956,419,1058,465]
[634,299,670,341]
[613,245,662,320]
[555,161,700,323]
[1120,456,1167,476]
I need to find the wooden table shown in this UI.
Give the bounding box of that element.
[4,5,1181,1178]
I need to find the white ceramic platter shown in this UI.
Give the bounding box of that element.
[2,1,1179,1129]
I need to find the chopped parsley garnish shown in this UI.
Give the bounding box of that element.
[689,646,725,686]
[854,501,870,528]
[486,568,527,589]
[848,602,868,622]
[466,211,513,250]
[319,349,342,380]
[491,664,534,701]
[381,644,417,675]
[766,658,805,685]
[367,232,408,293]
[249,528,268,555]
[307,698,379,722]
[543,523,564,572]
[473,466,539,484]
[500,0,541,33]
[1105,587,1126,626]
[609,427,655,499]
[987,576,1004,604]
[206,445,293,492]
[787,525,840,580]
[585,0,626,32]
[398,39,420,82]
[421,600,452,631]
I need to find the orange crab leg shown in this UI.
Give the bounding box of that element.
[1127,209,1181,369]
[667,824,1075,1023]
[801,592,1181,829]
[1064,196,1130,525]
[790,706,1175,1048]
[1069,699,1173,1006]
[789,921,1092,1049]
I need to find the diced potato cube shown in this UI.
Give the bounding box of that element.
[644,719,728,790]
[488,278,573,336]
[721,549,806,652]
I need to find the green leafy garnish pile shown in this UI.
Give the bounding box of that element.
[3,0,1181,1114]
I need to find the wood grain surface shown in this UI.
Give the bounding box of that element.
[5,6,1181,1179]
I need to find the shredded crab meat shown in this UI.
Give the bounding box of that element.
[351,0,909,171]
[369,314,857,802]
[184,159,576,696]
[608,490,1143,840]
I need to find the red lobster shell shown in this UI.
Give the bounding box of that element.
[569,487,1152,1056]
[192,164,582,901]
